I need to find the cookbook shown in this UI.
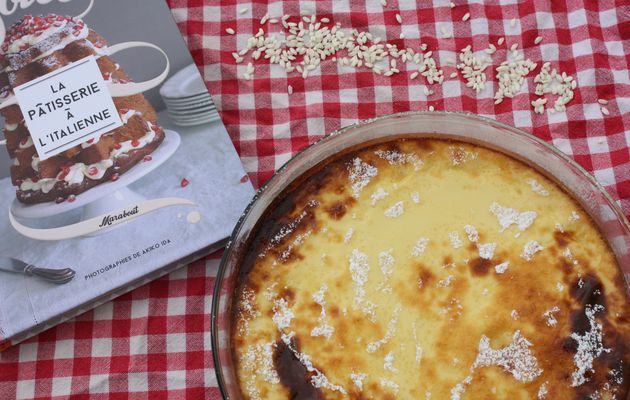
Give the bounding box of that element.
[0,0,254,349]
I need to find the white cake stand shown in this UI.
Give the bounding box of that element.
[11,130,181,225]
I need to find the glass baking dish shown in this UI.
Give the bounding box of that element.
[211,111,630,399]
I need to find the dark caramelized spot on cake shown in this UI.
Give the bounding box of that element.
[470,257,492,276]
[414,138,434,152]
[562,336,578,353]
[274,337,326,400]
[330,305,340,318]
[559,258,574,274]
[416,264,434,288]
[554,229,575,248]
[570,273,606,311]
[326,201,348,220]
[349,391,370,400]
[307,301,321,313]
[279,287,295,302]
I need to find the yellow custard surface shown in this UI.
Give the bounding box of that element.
[231,138,630,400]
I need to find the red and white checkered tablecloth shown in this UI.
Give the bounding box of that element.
[1,1,629,399]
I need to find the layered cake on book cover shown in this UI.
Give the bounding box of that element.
[0,14,164,204]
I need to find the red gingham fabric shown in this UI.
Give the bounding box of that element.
[1,1,629,399]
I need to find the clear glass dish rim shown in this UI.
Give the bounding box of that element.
[210,110,630,398]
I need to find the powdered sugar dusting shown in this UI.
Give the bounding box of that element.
[521,240,544,261]
[349,249,370,306]
[412,237,430,257]
[449,231,463,249]
[384,351,397,372]
[237,287,261,335]
[279,229,312,261]
[437,275,455,288]
[543,306,560,327]
[311,284,334,340]
[366,304,401,353]
[349,249,377,320]
[379,378,400,395]
[344,227,354,243]
[537,381,548,399]
[371,187,389,205]
[489,202,537,235]
[384,201,405,218]
[464,225,479,242]
[272,298,294,330]
[494,262,509,274]
[375,149,423,170]
[348,157,378,198]
[243,342,280,384]
[463,225,496,260]
[527,179,550,197]
[451,331,542,399]
[563,247,578,266]
[350,372,367,391]
[570,304,610,387]
[412,322,423,365]
[477,242,496,260]
[411,191,421,204]
[379,249,395,277]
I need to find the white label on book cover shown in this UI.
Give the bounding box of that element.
[14,56,122,160]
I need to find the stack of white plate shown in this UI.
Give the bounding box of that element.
[159,64,220,126]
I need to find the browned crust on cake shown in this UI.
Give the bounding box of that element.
[16,127,165,204]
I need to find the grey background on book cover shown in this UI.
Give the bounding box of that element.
[0,0,200,177]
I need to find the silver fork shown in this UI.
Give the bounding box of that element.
[0,257,75,284]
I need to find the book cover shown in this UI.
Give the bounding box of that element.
[0,0,254,349]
